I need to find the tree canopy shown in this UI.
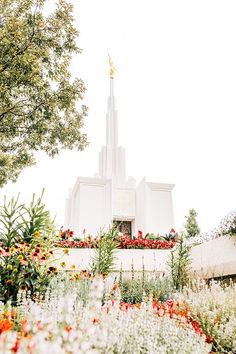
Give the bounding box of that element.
[0,0,88,187]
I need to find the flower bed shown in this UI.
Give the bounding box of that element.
[0,276,212,354]
[55,229,176,250]
[55,238,175,249]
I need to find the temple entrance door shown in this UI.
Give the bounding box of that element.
[113,220,132,237]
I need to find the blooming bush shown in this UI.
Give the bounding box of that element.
[0,239,56,304]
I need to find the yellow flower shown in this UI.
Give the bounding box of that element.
[13,268,18,273]
[74,273,80,280]
[70,264,76,270]
[10,247,15,253]
[63,249,69,255]
[7,264,13,270]
[17,255,24,261]
[34,231,41,238]
[60,261,66,268]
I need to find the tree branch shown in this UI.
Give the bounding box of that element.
[0,99,30,122]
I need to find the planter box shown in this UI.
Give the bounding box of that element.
[53,248,171,273]
[190,235,236,278]
[53,236,236,278]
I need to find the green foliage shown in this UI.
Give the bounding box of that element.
[184,209,200,238]
[119,274,174,304]
[0,192,56,303]
[0,0,88,187]
[168,234,191,291]
[90,227,119,277]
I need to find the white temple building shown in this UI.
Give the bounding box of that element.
[65,61,175,237]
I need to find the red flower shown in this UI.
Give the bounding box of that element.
[138,230,143,239]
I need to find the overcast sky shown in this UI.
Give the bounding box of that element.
[1,0,236,234]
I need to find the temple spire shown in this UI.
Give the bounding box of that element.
[98,57,126,186]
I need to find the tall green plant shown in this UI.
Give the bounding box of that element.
[0,190,55,246]
[0,195,25,247]
[119,273,174,304]
[169,234,191,291]
[0,192,56,303]
[21,191,55,243]
[90,227,119,277]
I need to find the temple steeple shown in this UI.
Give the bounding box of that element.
[98,58,126,186]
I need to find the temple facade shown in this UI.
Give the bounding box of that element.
[65,65,175,237]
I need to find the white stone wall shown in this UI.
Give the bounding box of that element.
[146,182,175,235]
[53,248,170,273]
[190,235,236,278]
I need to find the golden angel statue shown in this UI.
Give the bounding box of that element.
[108,55,116,79]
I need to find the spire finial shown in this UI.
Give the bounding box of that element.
[108,54,116,79]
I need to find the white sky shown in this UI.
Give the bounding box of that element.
[1,0,236,234]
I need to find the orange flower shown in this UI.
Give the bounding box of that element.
[65,325,72,332]
[6,279,13,286]
[0,318,13,334]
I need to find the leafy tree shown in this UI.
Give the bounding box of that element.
[185,208,200,238]
[0,0,88,187]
